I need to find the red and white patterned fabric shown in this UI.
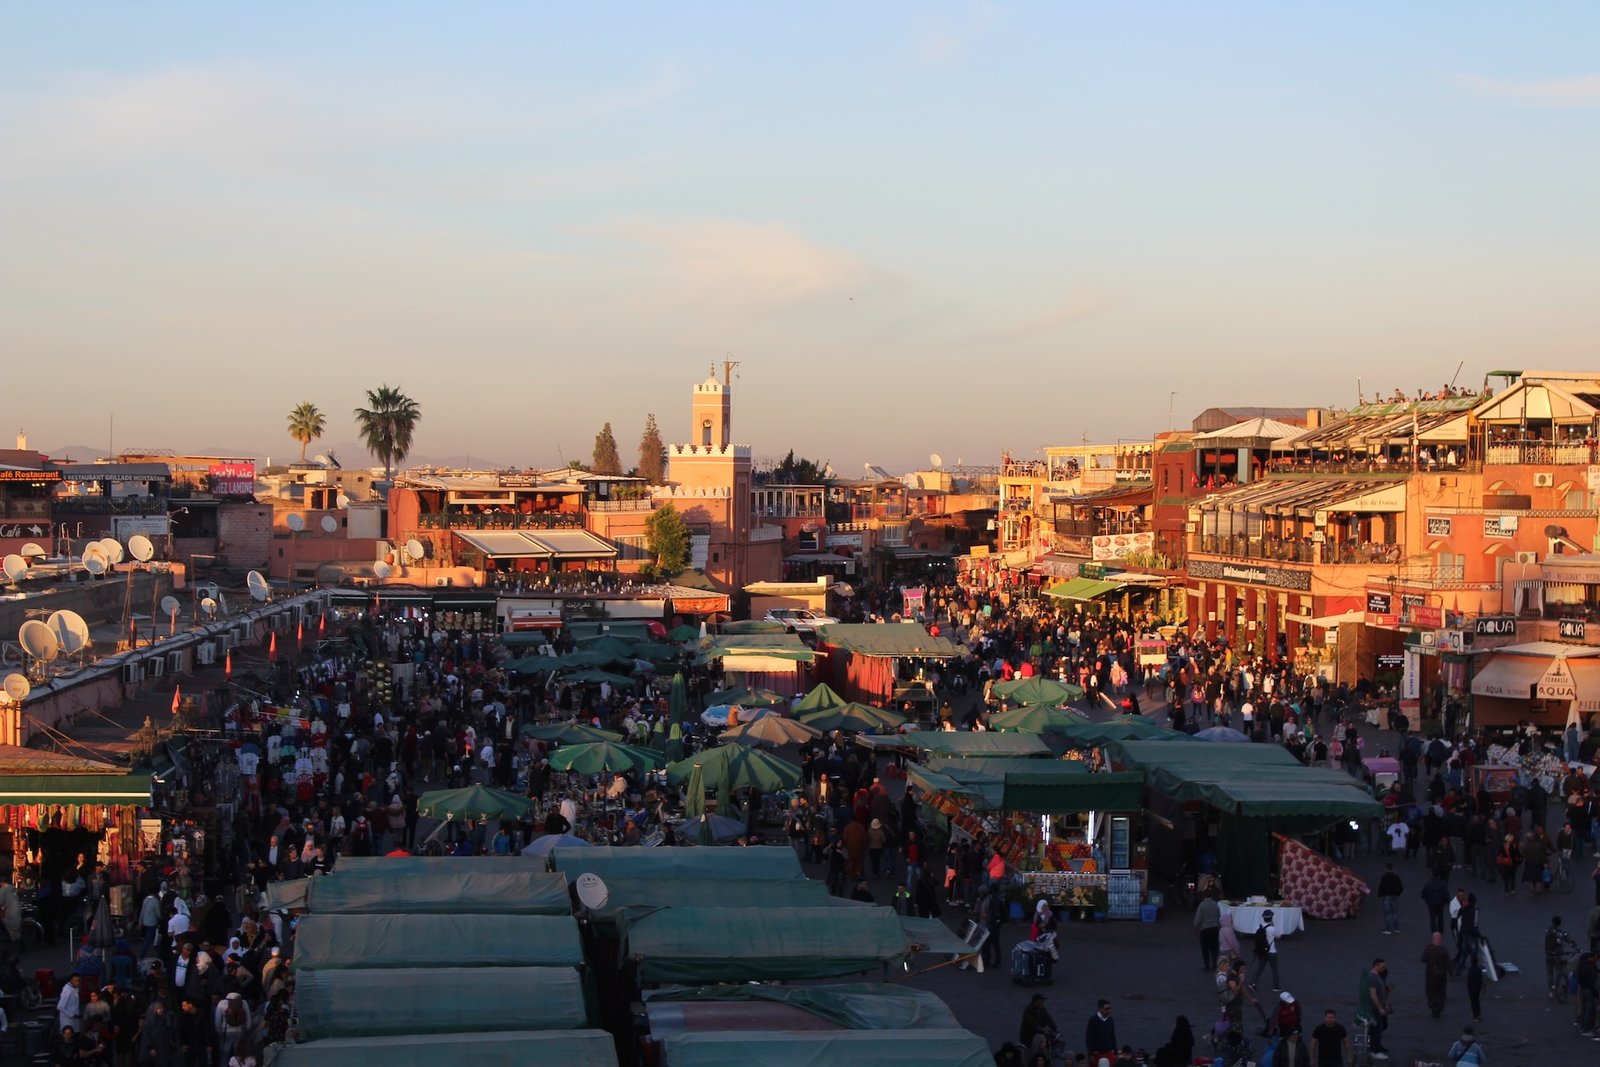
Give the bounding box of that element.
[1275,832,1369,919]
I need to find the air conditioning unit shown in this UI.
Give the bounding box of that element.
[196,642,216,666]
[1515,551,1539,565]
[167,651,185,674]
[122,662,143,685]
[271,614,290,632]
[435,577,452,587]
[1533,472,1554,488]
[218,633,235,652]
[144,657,164,679]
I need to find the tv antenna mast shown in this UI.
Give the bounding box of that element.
[722,358,740,386]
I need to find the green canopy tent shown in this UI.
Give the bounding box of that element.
[504,656,566,675]
[560,669,639,689]
[797,703,907,733]
[857,732,1051,759]
[668,673,689,729]
[522,722,624,745]
[718,619,787,634]
[547,741,666,776]
[416,785,531,823]
[297,870,572,915]
[295,966,588,1039]
[266,1031,619,1067]
[667,624,702,643]
[666,745,801,793]
[586,877,834,934]
[923,757,1146,814]
[642,983,962,1031]
[618,906,912,982]
[791,682,849,716]
[1054,714,1192,747]
[704,685,789,708]
[987,704,1091,734]
[551,844,804,883]
[991,676,1086,706]
[292,914,583,970]
[660,1031,992,1067]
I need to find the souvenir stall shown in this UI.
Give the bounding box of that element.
[908,757,1148,919]
[0,748,154,891]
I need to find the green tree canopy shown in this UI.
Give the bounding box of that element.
[637,413,666,483]
[286,402,326,462]
[593,422,623,475]
[644,503,691,577]
[353,384,422,480]
[766,450,830,484]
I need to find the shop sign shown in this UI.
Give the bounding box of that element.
[1435,630,1465,653]
[0,522,50,539]
[0,469,61,483]
[209,462,257,496]
[1091,530,1154,561]
[1079,562,1106,579]
[1366,591,1393,614]
[1406,604,1444,628]
[1473,616,1517,637]
[498,475,541,488]
[1426,516,1453,537]
[1376,653,1404,670]
[1560,618,1587,640]
[1366,613,1399,628]
[1483,515,1518,539]
[1536,658,1577,701]
[1187,559,1312,592]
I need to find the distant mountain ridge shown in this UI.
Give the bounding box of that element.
[41,441,523,471]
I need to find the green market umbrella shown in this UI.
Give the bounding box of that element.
[416,785,532,823]
[722,716,821,747]
[684,761,707,820]
[548,741,666,776]
[560,669,638,689]
[791,682,849,716]
[992,676,1086,706]
[988,704,1093,734]
[505,656,564,674]
[797,703,908,734]
[705,686,789,709]
[667,745,801,793]
[521,722,623,745]
[667,624,702,643]
[667,722,685,763]
[681,814,744,844]
[669,673,689,729]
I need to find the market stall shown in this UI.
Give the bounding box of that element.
[266,1031,620,1067]
[618,906,914,983]
[0,752,154,888]
[813,623,966,706]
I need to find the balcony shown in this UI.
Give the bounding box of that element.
[586,498,655,513]
[1188,534,1399,566]
[417,511,584,530]
[754,505,826,519]
[1485,440,1594,466]
[0,499,51,520]
[1053,518,1149,537]
[1262,457,1480,476]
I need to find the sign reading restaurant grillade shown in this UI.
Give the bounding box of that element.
[1187,559,1313,592]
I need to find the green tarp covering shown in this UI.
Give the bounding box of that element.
[900,916,973,956]
[295,966,588,1039]
[1041,577,1124,601]
[551,845,803,882]
[913,758,1144,813]
[643,983,962,1030]
[301,870,572,915]
[593,876,830,915]
[858,732,1050,758]
[332,856,531,875]
[1054,714,1192,747]
[0,772,152,805]
[266,1030,619,1067]
[717,619,787,634]
[265,878,309,911]
[620,906,912,982]
[697,633,815,662]
[661,1030,992,1067]
[1106,740,1384,820]
[293,914,583,970]
[815,622,965,658]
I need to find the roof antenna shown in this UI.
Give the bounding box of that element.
[1356,377,1363,405]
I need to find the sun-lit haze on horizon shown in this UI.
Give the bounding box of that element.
[2,5,1597,474]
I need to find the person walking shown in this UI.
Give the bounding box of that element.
[1376,864,1403,935]
[979,884,1006,971]
[1451,892,1481,976]
[1357,958,1392,1061]
[1465,951,1486,1022]
[1019,993,1058,1062]
[1248,910,1281,991]
[1446,1025,1484,1066]
[1310,1008,1351,1067]
[1420,873,1451,934]
[1576,950,1598,1036]
[1421,931,1450,1018]
[1194,891,1221,971]
[1084,999,1116,1063]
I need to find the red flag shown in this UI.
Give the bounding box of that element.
[224,650,232,677]
[296,619,304,643]
[268,632,278,662]
[318,613,326,636]
[171,686,181,714]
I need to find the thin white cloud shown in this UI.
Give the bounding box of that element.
[1457,73,1600,109]
[916,4,998,65]
[957,286,1116,346]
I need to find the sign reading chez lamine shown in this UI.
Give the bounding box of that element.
[1187,559,1312,592]
[1536,658,1577,702]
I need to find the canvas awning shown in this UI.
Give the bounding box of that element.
[1104,740,1383,820]
[815,623,964,658]
[265,1031,619,1067]
[915,757,1146,813]
[0,772,153,806]
[295,967,588,1039]
[292,914,584,971]
[525,530,618,559]
[619,907,912,982]
[454,531,553,558]
[296,870,572,915]
[1042,577,1124,601]
[1471,654,1558,699]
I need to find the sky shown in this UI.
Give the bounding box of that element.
[2,4,1597,475]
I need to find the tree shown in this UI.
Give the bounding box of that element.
[637,413,666,484]
[644,503,691,577]
[353,384,422,480]
[767,450,830,484]
[592,422,623,475]
[286,402,326,462]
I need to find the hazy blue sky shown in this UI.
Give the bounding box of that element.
[3,4,1596,474]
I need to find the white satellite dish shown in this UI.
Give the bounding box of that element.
[336,494,350,509]
[160,595,181,618]
[313,454,332,467]
[405,539,425,561]
[2,555,26,582]
[930,453,943,468]
[320,515,338,533]
[574,872,609,911]
[2,673,29,703]
[372,561,392,579]
[46,610,90,655]
[18,620,59,662]
[98,538,124,564]
[18,543,45,559]
[82,549,107,576]
[247,571,270,602]
[128,534,155,562]
[286,513,305,532]
[200,597,218,617]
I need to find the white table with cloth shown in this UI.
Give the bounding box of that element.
[1220,902,1304,936]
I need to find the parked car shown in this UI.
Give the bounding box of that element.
[763,608,839,635]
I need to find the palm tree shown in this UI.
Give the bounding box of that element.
[353,384,422,480]
[286,402,327,462]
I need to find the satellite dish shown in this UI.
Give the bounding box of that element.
[18,543,45,559]
[200,597,218,617]
[286,514,306,532]
[405,539,425,561]
[864,462,875,474]
[46,610,90,655]
[247,571,270,602]
[2,673,29,703]
[18,620,60,662]
[313,454,332,467]
[82,549,107,576]
[160,595,181,618]
[128,534,155,562]
[372,561,392,579]
[320,515,338,533]
[930,453,943,468]
[574,873,609,911]
[99,538,124,564]
[336,494,350,509]
[2,555,25,582]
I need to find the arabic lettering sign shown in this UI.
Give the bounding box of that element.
[1483,515,1518,539]
[209,462,256,496]
[1425,516,1452,537]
